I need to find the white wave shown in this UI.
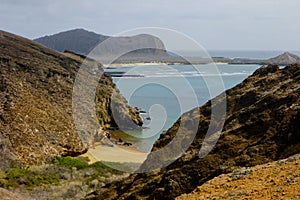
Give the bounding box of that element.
[111,69,251,79]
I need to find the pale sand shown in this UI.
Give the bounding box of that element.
[82,144,149,164]
[213,62,229,65]
[103,62,168,67]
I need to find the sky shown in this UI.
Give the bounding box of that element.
[1,0,300,51]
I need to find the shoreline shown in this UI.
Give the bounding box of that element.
[103,62,169,67]
[103,61,233,67]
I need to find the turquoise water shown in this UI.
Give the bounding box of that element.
[105,64,261,151]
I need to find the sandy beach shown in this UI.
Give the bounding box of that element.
[103,62,168,67]
[82,143,149,164]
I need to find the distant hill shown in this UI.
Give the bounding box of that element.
[35,30,300,65]
[266,52,300,65]
[227,52,300,65]
[35,29,108,55]
[34,29,169,63]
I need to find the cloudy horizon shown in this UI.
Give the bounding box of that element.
[1,0,299,51]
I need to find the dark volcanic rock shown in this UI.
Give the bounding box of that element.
[89,64,300,199]
[0,30,142,168]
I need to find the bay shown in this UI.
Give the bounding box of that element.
[105,64,261,152]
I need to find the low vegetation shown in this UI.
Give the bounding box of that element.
[0,156,129,199]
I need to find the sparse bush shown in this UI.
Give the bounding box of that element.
[4,167,27,179]
[0,167,60,188]
[0,156,127,191]
[53,156,89,169]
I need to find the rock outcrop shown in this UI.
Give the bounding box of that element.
[88,64,300,199]
[0,30,142,168]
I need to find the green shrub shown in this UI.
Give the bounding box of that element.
[54,156,89,169]
[0,167,60,188]
[4,168,27,179]
[28,174,59,186]
[0,179,8,187]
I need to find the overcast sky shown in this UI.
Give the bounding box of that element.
[1,0,299,51]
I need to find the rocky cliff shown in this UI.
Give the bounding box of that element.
[88,64,300,199]
[0,30,142,168]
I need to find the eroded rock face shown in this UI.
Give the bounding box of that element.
[90,64,300,199]
[0,30,142,167]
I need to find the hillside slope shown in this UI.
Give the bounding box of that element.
[88,64,300,199]
[177,154,300,200]
[0,30,142,168]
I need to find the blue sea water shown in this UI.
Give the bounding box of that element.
[105,64,261,151]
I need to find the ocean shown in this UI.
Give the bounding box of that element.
[105,63,261,152]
